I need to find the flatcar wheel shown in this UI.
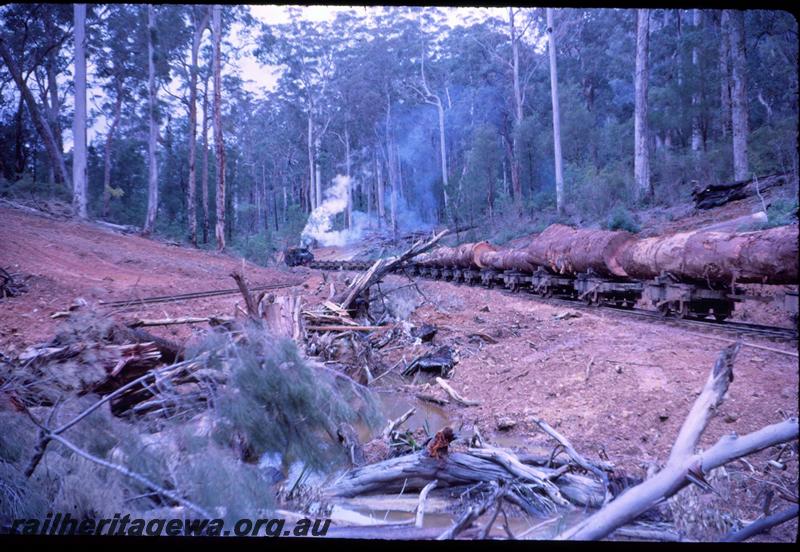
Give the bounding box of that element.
[657,303,672,317]
[714,313,729,322]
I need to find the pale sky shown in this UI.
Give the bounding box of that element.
[237,5,511,94]
[69,5,515,147]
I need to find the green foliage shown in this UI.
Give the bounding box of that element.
[763,197,799,228]
[188,326,380,472]
[604,204,641,233]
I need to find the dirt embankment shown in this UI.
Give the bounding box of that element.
[0,206,308,353]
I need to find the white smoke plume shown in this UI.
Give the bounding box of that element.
[301,175,370,247]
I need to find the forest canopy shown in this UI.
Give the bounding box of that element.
[0,5,797,261]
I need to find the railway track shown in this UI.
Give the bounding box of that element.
[98,281,301,309]
[309,260,798,342]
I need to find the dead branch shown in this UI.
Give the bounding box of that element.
[435,377,480,407]
[325,445,605,509]
[335,229,450,311]
[533,417,612,505]
[127,316,232,328]
[231,270,258,317]
[383,407,415,440]
[555,343,799,541]
[722,503,799,542]
[437,481,504,540]
[415,479,438,528]
[306,324,392,332]
[668,342,739,465]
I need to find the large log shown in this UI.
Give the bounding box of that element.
[419,242,495,268]
[525,224,635,278]
[477,247,539,273]
[617,224,798,284]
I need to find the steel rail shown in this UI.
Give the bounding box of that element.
[98,281,301,309]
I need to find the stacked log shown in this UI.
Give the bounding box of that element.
[617,224,798,285]
[525,224,636,278]
[477,248,539,273]
[417,223,797,286]
[418,242,495,268]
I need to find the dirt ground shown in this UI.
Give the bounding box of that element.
[1,204,797,541]
[0,206,307,354]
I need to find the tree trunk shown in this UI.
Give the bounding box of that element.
[187,9,209,246]
[345,125,352,229]
[546,8,565,215]
[509,7,523,208]
[376,147,385,227]
[72,4,88,219]
[0,38,70,188]
[690,9,702,153]
[201,70,211,244]
[307,110,316,211]
[436,100,449,216]
[212,4,226,251]
[634,9,652,202]
[101,88,123,218]
[719,11,731,139]
[143,4,159,235]
[727,10,749,181]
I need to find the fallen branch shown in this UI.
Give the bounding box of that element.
[306,324,392,332]
[435,377,480,407]
[383,407,416,440]
[533,417,612,505]
[415,479,438,528]
[556,343,799,541]
[437,481,504,540]
[722,503,799,542]
[127,316,232,328]
[336,229,450,310]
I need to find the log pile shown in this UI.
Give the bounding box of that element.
[420,222,798,286]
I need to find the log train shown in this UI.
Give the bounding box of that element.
[311,223,800,324]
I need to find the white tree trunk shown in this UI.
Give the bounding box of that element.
[201,71,210,244]
[436,102,449,215]
[509,7,523,207]
[634,9,652,202]
[719,11,731,139]
[187,9,209,246]
[72,4,88,219]
[212,4,226,250]
[690,9,702,153]
[307,112,315,211]
[143,4,159,234]
[727,10,749,181]
[546,8,565,215]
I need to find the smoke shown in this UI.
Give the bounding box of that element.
[301,175,371,247]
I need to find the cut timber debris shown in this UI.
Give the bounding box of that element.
[1,267,29,298]
[402,346,456,378]
[691,173,788,209]
[435,377,479,407]
[335,229,450,311]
